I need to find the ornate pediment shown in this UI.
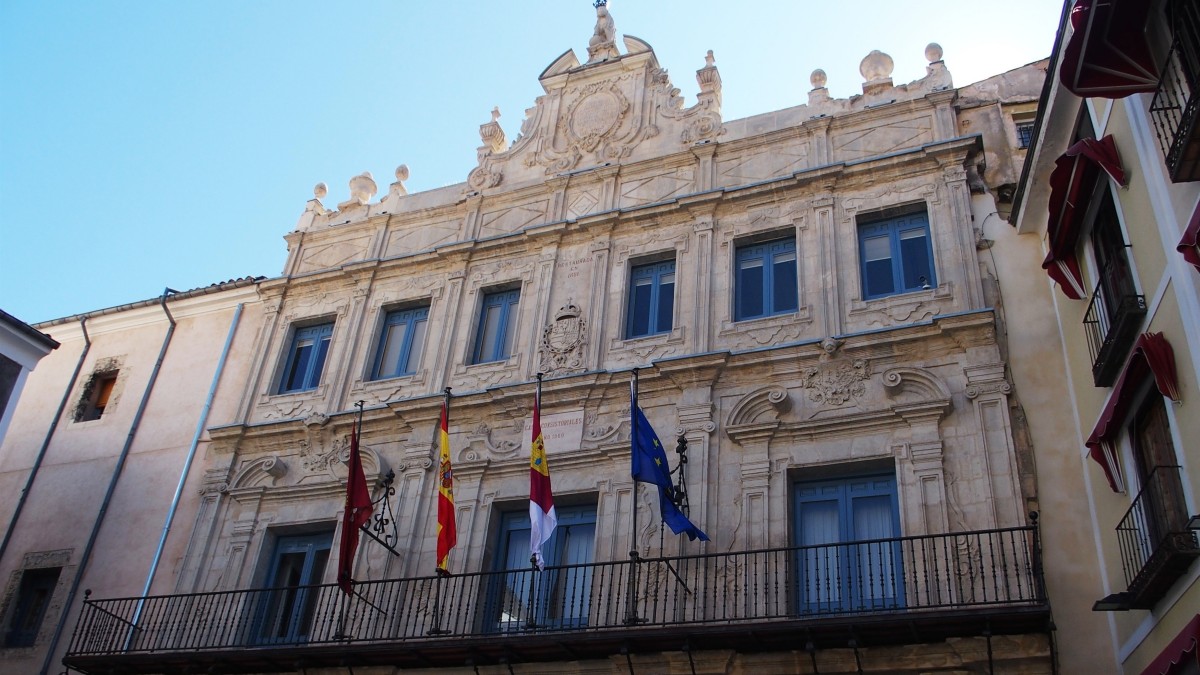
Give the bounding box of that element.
[465,5,724,193]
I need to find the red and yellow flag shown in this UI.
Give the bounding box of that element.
[435,394,456,574]
[529,377,557,569]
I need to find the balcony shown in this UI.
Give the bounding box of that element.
[1116,465,1200,609]
[1084,270,1146,387]
[64,526,1048,674]
[1150,0,1200,182]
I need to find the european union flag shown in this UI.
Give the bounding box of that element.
[631,401,709,542]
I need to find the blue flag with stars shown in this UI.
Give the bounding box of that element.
[631,398,709,542]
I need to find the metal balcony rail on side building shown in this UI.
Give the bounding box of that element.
[1083,265,1147,387]
[1151,0,1200,182]
[1116,465,1200,609]
[64,525,1049,674]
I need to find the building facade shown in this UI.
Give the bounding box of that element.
[0,6,1113,674]
[1009,0,1200,673]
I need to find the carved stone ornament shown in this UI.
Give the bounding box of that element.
[802,359,868,407]
[540,301,588,374]
[586,2,619,63]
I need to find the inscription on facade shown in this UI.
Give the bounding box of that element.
[521,411,585,454]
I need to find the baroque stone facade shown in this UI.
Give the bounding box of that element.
[2,7,1079,675]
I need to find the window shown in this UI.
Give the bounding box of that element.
[1083,190,1146,386]
[253,532,331,644]
[279,323,333,394]
[735,238,798,321]
[486,504,595,632]
[858,211,935,300]
[1015,120,1035,148]
[793,474,902,613]
[77,370,118,422]
[626,259,675,338]
[472,289,519,364]
[371,305,429,380]
[4,566,61,648]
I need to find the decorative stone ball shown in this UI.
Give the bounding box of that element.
[313,182,328,199]
[395,164,410,182]
[926,42,944,63]
[349,171,377,202]
[859,50,895,81]
[810,69,828,89]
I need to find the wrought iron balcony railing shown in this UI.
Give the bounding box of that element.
[1151,0,1200,182]
[1116,465,1200,609]
[64,526,1047,673]
[1083,267,1146,387]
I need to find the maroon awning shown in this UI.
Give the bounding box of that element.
[1141,614,1200,675]
[1177,201,1200,273]
[1060,0,1160,98]
[1043,136,1126,299]
[1086,332,1181,492]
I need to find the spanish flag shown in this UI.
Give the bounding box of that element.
[529,375,557,570]
[436,390,456,575]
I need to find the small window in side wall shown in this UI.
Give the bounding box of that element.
[371,304,430,380]
[735,238,798,321]
[4,566,61,648]
[77,371,118,422]
[858,211,935,300]
[473,289,520,365]
[627,259,675,338]
[279,323,334,394]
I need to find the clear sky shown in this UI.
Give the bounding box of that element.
[0,1,1066,325]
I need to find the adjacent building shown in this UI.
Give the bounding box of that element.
[1008,0,1200,672]
[0,5,1127,674]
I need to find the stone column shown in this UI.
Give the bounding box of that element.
[965,363,1021,528]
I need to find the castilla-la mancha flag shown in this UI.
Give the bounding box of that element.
[529,382,557,570]
[435,395,456,574]
[338,421,373,595]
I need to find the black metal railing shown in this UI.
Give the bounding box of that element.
[1151,0,1200,182]
[67,526,1044,658]
[1116,465,1200,608]
[1083,266,1146,387]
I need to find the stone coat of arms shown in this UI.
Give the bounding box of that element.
[540,302,588,373]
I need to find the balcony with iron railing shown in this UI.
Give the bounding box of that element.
[1083,263,1147,387]
[1151,0,1200,182]
[63,525,1049,674]
[1116,465,1200,609]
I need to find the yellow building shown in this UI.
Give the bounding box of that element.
[1009,0,1200,672]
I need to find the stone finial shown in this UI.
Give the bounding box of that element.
[479,106,508,154]
[859,50,895,82]
[390,164,410,198]
[696,49,722,101]
[338,171,377,210]
[313,182,328,200]
[349,172,377,203]
[925,42,944,63]
[586,2,619,63]
[810,69,828,90]
[704,49,715,68]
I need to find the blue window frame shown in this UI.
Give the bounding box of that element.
[371,305,429,380]
[627,259,675,338]
[486,505,596,632]
[279,323,333,394]
[253,532,332,644]
[858,212,935,300]
[793,473,903,613]
[473,289,520,364]
[735,238,798,321]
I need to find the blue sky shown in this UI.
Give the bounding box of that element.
[0,1,1065,324]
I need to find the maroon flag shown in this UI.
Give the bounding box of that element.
[338,420,373,595]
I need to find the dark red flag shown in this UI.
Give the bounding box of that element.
[338,422,373,595]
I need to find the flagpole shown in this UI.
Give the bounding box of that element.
[529,372,543,571]
[626,368,641,625]
[430,388,452,636]
[334,400,366,640]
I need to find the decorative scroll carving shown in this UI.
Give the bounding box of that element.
[726,387,790,428]
[229,456,288,490]
[882,366,953,402]
[802,360,868,406]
